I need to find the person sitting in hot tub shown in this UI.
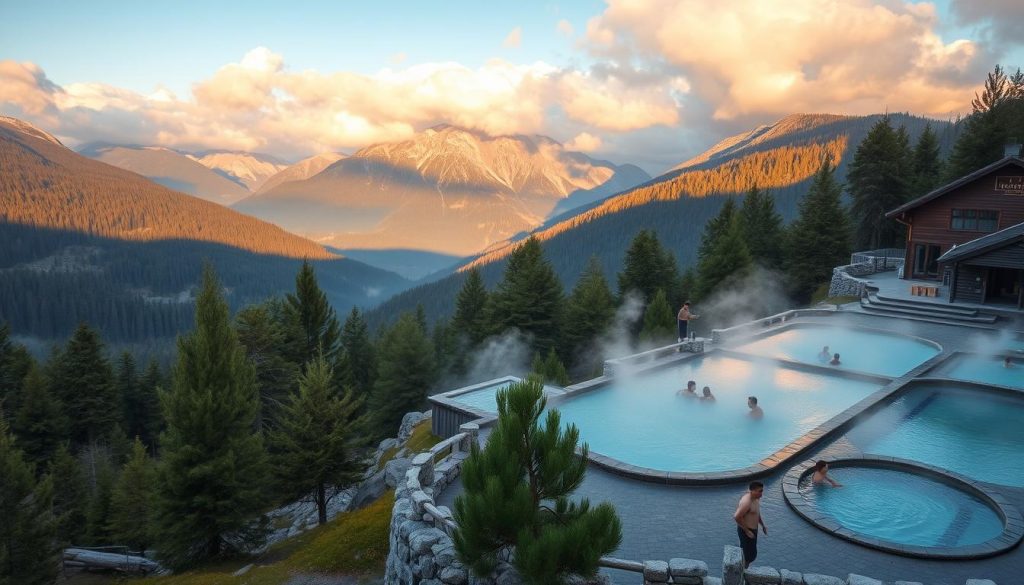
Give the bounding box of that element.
[812,460,843,487]
[1005,357,1015,369]
[700,386,716,402]
[678,380,698,397]
[829,353,841,366]
[818,345,831,363]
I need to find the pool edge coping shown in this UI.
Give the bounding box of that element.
[780,455,1024,560]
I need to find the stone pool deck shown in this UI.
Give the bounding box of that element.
[435,311,1023,585]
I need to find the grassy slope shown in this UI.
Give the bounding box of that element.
[135,492,395,585]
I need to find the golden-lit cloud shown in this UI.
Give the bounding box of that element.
[586,0,988,120]
[0,47,681,159]
[565,132,602,151]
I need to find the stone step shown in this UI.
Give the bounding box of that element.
[867,292,980,317]
[859,299,998,324]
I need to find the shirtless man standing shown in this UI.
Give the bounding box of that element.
[733,481,767,567]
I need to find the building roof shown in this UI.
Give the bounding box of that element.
[886,156,1024,218]
[936,220,1024,263]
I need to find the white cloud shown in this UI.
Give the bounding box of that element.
[503,27,522,49]
[586,0,989,120]
[565,131,602,151]
[557,19,574,37]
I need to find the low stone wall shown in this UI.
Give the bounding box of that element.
[828,249,906,299]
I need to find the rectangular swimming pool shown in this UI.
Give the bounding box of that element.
[933,354,1023,389]
[732,324,940,378]
[848,385,1024,487]
[553,354,882,473]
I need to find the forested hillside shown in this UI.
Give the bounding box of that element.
[0,117,408,344]
[368,113,954,328]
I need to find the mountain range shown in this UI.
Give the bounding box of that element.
[79,144,340,205]
[367,113,957,328]
[232,125,650,255]
[0,116,406,345]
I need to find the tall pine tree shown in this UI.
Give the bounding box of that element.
[285,260,342,364]
[910,123,944,197]
[847,117,913,249]
[786,159,852,301]
[48,445,88,547]
[639,289,676,344]
[133,359,164,450]
[271,354,368,525]
[739,186,784,269]
[697,198,739,263]
[12,364,66,469]
[52,323,118,448]
[108,438,156,554]
[452,269,490,348]
[618,230,680,304]
[947,65,1024,177]
[0,409,57,585]
[338,307,376,400]
[695,216,753,300]
[563,257,616,362]
[236,303,299,430]
[156,266,268,570]
[369,313,436,438]
[487,237,565,357]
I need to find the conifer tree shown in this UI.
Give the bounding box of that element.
[108,439,155,554]
[134,359,164,450]
[236,303,299,430]
[369,313,436,438]
[530,348,570,386]
[452,268,490,347]
[847,117,913,249]
[786,159,852,301]
[271,354,368,525]
[48,445,88,546]
[678,269,697,307]
[155,266,268,570]
[0,323,24,410]
[285,260,341,364]
[454,379,621,584]
[0,410,57,585]
[432,319,457,381]
[116,351,140,438]
[947,65,1024,177]
[563,257,616,361]
[696,216,754,300]
[739,187,784,269]
[488,237,565,357]
[52,323,118,447]
[697,198,738,263]
[911,123,944,196]
[618,230,680,304]
[639,289,677,344]
[85,452,116,545]
[338,306,376,400]
[12,363,66,468]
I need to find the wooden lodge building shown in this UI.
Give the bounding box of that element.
[886,146,1024,309]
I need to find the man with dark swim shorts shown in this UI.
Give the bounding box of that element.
[733,481,767,567]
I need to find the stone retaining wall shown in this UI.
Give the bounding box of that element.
[828,250,906,299]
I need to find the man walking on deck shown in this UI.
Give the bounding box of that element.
[734,481,767,567]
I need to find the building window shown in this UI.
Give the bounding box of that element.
[950,209,998,232]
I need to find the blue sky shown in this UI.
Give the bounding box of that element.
[2,0,1022,173]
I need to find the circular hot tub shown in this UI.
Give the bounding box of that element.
[782,456,1023,558]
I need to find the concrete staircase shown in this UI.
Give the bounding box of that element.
[859,288,1000,325]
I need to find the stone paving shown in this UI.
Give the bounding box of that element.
[435,311,1023,585]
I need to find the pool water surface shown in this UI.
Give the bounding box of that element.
[798,467,1004,548]
[553,354,881,473]
[850,387,1024,487]
[935,355,1023,389]
[733,325,939,377]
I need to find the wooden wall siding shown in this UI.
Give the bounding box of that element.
[902,166,1024,278]
[963,241,1024,268]
[952,263,986,303]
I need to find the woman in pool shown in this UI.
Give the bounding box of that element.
[1004,357,1014,368]
[700,386,715,401]
[812,460,842,487]
[818,345,831,363]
